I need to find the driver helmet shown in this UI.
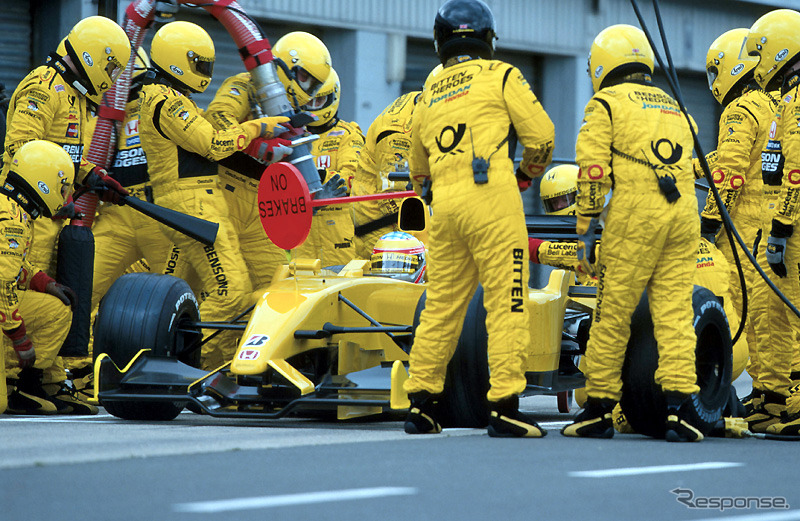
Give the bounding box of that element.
[539,164,578,216]
[370,231,426,283]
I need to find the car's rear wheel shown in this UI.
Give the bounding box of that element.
[94,273,201,421]
[412,287,489,428]
[620,285,732,438]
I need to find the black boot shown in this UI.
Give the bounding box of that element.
[744,390,786,433]
[664,391,704,442]
[561,397,615,438]
[742,388,765,416]
[487,395,546,438]
[404,391,442,434]
[5,368,58,415]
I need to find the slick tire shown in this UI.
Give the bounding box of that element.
[413,287,490,428]
[620,285,732,438]
[94,273,201,421]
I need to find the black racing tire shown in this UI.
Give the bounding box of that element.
[412,287,490,428]
[94,273,202,421]
[620,285,732,438]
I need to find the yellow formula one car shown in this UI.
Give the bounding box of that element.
[92,202,735,438]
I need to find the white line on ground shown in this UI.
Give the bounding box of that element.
[540,420,572,427]
[686,510,800,521]
[569,461,744,478]
[172,487,418,513]
[0,414,116,422]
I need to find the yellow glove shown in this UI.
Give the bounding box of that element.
[241,116,291,141]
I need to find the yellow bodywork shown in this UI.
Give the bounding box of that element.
[525,269,572,373]
[227,257,574,418]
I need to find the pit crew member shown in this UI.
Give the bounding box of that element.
[137,21,289,370]
[404,0,555,438]
[561,24,702,442]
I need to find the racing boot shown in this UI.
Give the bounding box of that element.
[5,369,58,415]
[487,395,547,438]
[741,388,765,416]
[744,390,786,433]
[664,392,704,443]
[790,372,800,397]
[404,391,442,434]
[766,392,800,436]
[612,403,635,434]
[43,381,99,415]
[561,397,615,438]
[68,364,95,403]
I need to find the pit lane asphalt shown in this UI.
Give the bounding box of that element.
[1,376,798,521]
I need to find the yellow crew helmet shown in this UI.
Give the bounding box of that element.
[588,24,654,93]
[746,9,800,90]
[5,140,75,219]
[273,31,332,109]
[150,21,215,93]
[61,16,131,104]
[706,29,758,105]
[132,47,151,81]
[539,164,578,216]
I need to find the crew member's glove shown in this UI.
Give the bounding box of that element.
[46,281,77,308]
[5,324,35,368]
[766,235,788,278]
[516,168,532,192]
[85,167,129,204]
[700,217,721,245]
[528,237,544,264]
[576,215,599,265]
[30,271,76,308]
[313,173,347,215]
[244,137,293,164]
[241,116,291,140]
[52,200,83,220]
[767,220,794,278]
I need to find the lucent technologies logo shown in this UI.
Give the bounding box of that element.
[671,488,790,511]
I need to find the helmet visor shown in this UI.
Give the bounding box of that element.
[706,65,718,91]
[542,191,576,214]
[370,251,421,275]
[193,55,214,78]
[295,67,323,96]
[304,93,330,110]
[105,58,124,84]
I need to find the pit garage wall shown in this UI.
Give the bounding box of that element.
[7,0,778,153]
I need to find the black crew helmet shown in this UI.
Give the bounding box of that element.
[434,0,497,64]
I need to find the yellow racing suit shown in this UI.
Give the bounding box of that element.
[2,63,97,279]
[575,80,700,401]
[204,73,288,292]
[93,90,173,310]
[405,58,554,402]
[352,92,420,259]
[0,196,72,400]
[138,82,271,369]
[764,75,800,399]
[700,88,778,386]
[71,90,176,375]
[295,119,364,265]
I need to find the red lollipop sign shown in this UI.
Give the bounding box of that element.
[257,162,312,250]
